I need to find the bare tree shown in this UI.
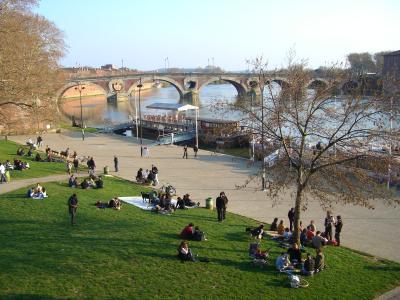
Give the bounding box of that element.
[0,0,66,133]
[219,56,399,245]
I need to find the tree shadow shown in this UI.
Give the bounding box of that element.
[1,294,60,300]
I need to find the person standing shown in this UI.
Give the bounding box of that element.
[183,145,188,159]
[334,215,343,246]
[288,207,295,232]
[87,157,96,175]
[114,155,119,172]
[193,145,198,158]
[324,211,335,241]
[36,135,43,147]
[0,162,6,183]
[73,157,79,174]
[216,192,228,222]
[66,161,72,175]
[68,193,78,225]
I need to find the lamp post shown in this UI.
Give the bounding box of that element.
[137,78,143,157]
[260,82,266,191]
[74,84,85,141]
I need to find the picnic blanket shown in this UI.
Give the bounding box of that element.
[119,196,177,211]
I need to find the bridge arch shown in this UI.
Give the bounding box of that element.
[307,78,329,90]
[198,76,248,97]
[126,76,185,98]
[270,78,290,89]
[56,81,108,103]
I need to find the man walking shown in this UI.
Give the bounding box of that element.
[114,155,119,172]
[216,192,228,222]
[68,193,78,225]
[73,157,79,174]
[183,145,188,159]
[288,208,295,232]
[193,144,198,158]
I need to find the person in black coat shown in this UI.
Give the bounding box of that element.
[335,215,343,246]
[216,191,228,222]
[288,208,295,232]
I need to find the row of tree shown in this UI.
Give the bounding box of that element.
[0,0,66,134]
[346,51,392,75]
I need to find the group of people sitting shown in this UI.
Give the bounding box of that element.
[176,194,199,209]
[27,183,48,199]
[69,175,103,189]
[147,191,175,213]
[180,223,207,241]
[13,158,30,171]
[275,244,325,276]
[95,197,122,210]
[136,165,158,185]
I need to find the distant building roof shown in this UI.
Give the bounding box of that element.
[383,50,400,56]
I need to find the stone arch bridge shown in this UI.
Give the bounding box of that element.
[57,72,334,104]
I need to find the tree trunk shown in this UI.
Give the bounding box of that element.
[293,170,304,246]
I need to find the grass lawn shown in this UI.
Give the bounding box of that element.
[0,176,399,299]
[0,140,67,180]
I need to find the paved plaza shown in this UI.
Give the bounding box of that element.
[9,131,400,262]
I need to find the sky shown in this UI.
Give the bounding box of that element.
[35,0,400,71]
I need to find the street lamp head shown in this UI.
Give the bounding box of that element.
[137,84,143,89]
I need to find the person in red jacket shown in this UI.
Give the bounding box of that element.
[180,223,194,239]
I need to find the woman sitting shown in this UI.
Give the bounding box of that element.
[176,197,185,209]
[177,241,196,262]
[287,243,302,266]
[95,176,104,189]
[300,228,309,246]
[270,218,278,231]
[302,253,315,276]
[183,194,197,207]
[68,175,79,188]
[275,253,294,272]
[180,223,194,239]
[277,220,285,235]
[136,168,144,183]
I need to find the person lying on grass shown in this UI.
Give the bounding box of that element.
[108,197,122,210]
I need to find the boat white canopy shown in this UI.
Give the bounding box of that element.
[146,103,199,111]
[145,102,199,147]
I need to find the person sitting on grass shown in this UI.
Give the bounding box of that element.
[270,217,278,231]
[81,178,90,189]
[312,231,327,249]
[277,220,285,235]
[183,194,197,207]
[180,223,195,239]
[300,228,309,246]
[27,147,33,157]
[68,175,79,188]
[32,187,47,199]
[177,241,196,262]
[314,248,325,273]
[5,160,13,170]
[283,228,292,241]
[193,226,207,241]
[306,225,316,241]
[136,168,144,183]
[302,253,315,276]
[176,197,186,209]
[287,243,302,267]
[27,187,34,198]
[87,176,96,188]
[95,176,104,189]
[250,224,265,240]
[275,253,294,272]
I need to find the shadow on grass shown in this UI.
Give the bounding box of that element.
[364,265,400,272]
[2,294,60,300]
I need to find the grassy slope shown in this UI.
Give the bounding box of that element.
[0,176,399,299]
[0,140,67,180]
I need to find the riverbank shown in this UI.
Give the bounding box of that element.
[8,131,400,262]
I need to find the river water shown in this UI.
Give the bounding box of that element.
[60,84,239,127]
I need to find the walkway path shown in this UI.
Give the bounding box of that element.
[8,131,400,263]
[0,174,68,195]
